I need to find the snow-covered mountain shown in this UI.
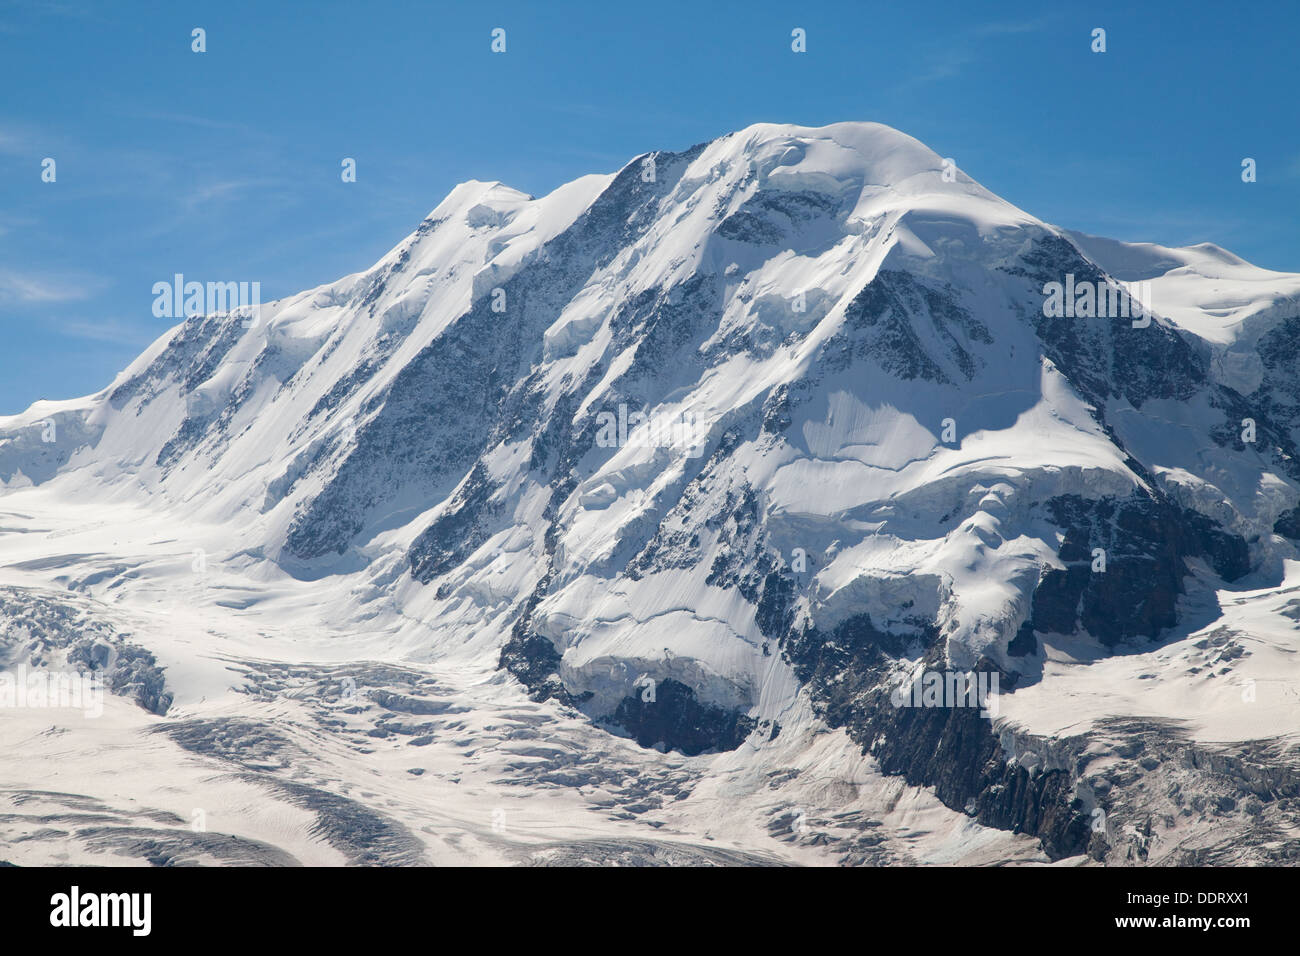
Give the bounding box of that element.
[3,121,1300,866]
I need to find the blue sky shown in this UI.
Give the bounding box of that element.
[1,0,1297,414]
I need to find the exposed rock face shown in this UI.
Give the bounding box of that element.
[606,678,756,757]
[1026,494,1249,647]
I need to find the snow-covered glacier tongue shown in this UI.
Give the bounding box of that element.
[4,121,1300,866]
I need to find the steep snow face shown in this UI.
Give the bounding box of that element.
[4,121,1300,864]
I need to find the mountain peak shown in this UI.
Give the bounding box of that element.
[682,120,1035,238]
[425,179,534,222]
[5,118,1300,867]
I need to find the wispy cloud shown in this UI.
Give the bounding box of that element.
[180,178,277,212]
[47,315,158,345]
[113,108,269,138]
[0,213,36,238]
[893,15,1057,91]
[0,125,35,155]
[972,17,1055,38]
[1,0,106,22]
[0,268,106,304]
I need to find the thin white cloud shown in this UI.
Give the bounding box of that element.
[0,269,105,304]
[0,213,35,238]
[972,17,1054,38]
[894,15,1058,91]
[3,0,105,21]
[183,179,267,209]
[115,108,268,138]
[0,127,33,155]
[48,315,156,345]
